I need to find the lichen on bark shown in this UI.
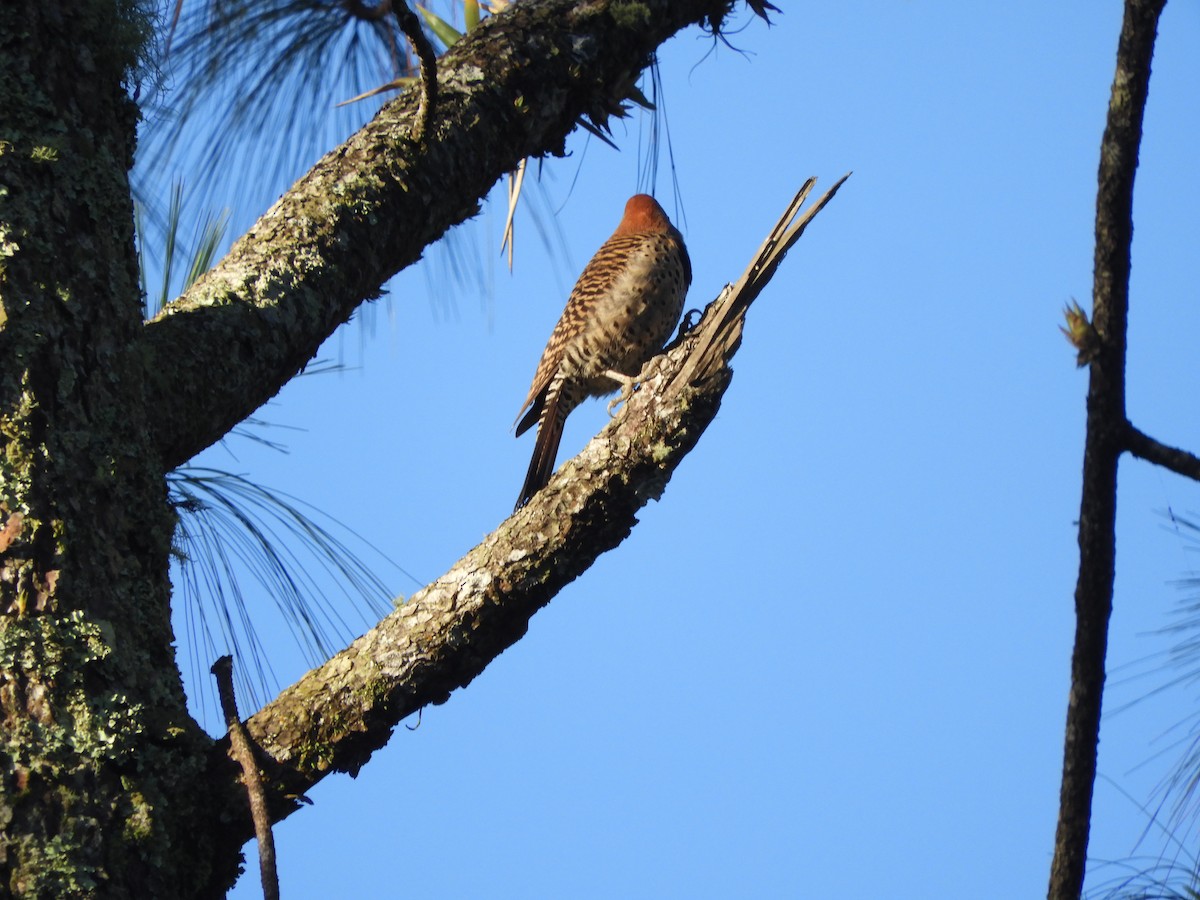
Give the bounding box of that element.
[0,0,763,894]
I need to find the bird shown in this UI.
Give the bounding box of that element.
[513,194,691,510]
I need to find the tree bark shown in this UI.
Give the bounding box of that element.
[0,1,227,894]
[1047,1,1166,897]
[0,0,764,895]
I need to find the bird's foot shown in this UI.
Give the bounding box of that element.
[677,308,703,338]
[605,369,638,416]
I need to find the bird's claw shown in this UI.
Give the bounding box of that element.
[677,308,703,337]
[605,369,637,417]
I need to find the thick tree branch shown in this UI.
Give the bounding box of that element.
[141,0,735,471]
[1048,1,1166,897]
[206,179,846,854]
[1125,424,1200,482]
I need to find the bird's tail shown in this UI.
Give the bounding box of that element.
[515,391,567,510]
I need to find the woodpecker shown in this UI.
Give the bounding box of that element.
[514,194,691,510]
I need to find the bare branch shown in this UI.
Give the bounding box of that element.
[206,179,845,850]
[392,1,437,141]
[1125,425,1200,482]
[212,656,279,900]
[1049,1,1167,897]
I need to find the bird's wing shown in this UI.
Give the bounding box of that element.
[513,232,651,427]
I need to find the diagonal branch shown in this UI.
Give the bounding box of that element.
[140,0,743,472]
[1125,424,1200,482]
[205,178,846,854]
[1048,1,1166,897]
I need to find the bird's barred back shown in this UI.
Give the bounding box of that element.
[521,230,688,412]
[513,194,690,509]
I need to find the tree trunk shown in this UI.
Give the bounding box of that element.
[0,2,233,894]
[1047,0,1166,896]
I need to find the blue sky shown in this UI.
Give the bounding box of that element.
[143,2,1200,896]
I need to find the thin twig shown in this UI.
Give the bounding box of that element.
[393,1,438,141]
[1125,425,1200,482]
[213,655,280,900]
[335,0,437,135]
